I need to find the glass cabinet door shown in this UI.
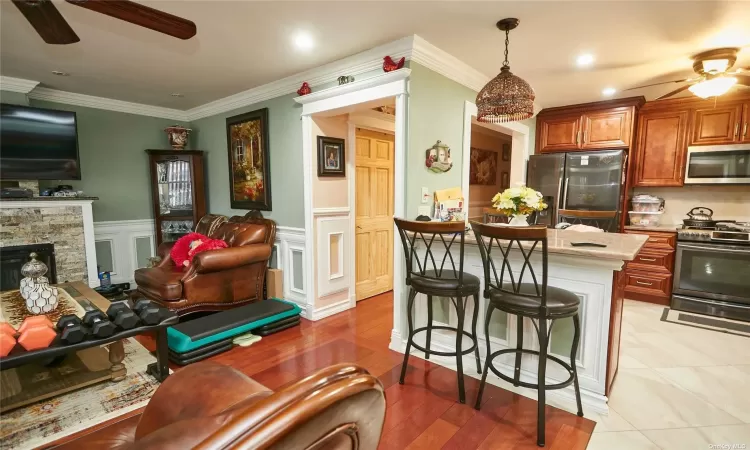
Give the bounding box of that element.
[160,219,194,243]
[156,159,193,217]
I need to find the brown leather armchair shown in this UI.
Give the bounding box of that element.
[53,362,386,450]
[134,214,276,315]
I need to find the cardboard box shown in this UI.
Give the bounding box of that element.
[266,268,283,299]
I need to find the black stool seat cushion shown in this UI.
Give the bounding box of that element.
[489,284,580,316]
[410,270,480,295]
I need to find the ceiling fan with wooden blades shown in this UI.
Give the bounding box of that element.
[625,48,749,100]
[11,0,197,45]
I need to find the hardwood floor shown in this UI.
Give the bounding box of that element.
[130,292,594,449]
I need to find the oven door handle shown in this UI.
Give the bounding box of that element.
[678,244,750,254]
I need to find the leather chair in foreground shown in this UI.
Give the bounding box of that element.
[54,362,386,450]
[134,214,276,315]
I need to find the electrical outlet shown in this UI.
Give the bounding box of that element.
[418,205,431,217]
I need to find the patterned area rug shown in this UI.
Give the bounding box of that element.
[0,338,160,450]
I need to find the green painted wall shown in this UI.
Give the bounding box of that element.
[190,93,304,228]
[0,90,29,105]
[27,100,188,222]
[406,62,536,219]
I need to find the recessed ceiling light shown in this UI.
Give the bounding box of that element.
[293,32,314,51]
[602,87,616,96]
[51,70,70,76]
[576,53,595,67]
[170,93,184,97]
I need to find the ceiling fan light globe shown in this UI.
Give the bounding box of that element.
[688,76,737,98]
[702,59,729,74]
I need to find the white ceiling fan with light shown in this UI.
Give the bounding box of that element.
[625,48,749,100]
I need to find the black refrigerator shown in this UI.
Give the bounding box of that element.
[526,150,626,229]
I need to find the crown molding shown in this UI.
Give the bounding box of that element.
[27,87,189,121]
[410,35,490,93]
[185,36,414,121]
[293,69,410,105]
[0,76,40,94]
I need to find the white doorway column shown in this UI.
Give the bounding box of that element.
[294,70,410,323]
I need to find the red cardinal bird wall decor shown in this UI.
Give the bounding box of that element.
[297,82,311,96]
[383,56,405,72]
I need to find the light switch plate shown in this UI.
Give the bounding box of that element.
[421,187,430,204]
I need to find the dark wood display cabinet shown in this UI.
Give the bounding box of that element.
[146,150,206,247]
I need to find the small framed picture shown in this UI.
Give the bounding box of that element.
[317,136,346,177]
[501,171,509,189]
[502,143,511,162]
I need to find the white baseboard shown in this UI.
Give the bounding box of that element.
[308,298,353,321]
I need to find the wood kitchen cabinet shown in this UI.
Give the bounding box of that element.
[633,108,689,187]
[630,93,750,187]
[690,102,744,145]
[581,109,632,149]
[535,97,644,153]
[538,115,580,151]
[623,229,676,305]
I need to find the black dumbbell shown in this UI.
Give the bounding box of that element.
[106,302,139,330]
[133,299,163,326]
[56,315,86,345]
[75,299,117,339]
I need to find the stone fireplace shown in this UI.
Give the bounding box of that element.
[0,198,98,287]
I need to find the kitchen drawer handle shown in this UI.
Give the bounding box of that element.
[639,257,657,262]
[636,281,653,286]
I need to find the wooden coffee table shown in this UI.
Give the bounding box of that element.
[0,281,176,412]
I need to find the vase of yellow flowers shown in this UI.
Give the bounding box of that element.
[491,186,547,226]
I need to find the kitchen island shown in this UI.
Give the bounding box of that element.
[388,228,648,414]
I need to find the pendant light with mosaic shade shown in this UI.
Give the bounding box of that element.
[476,18,535,123]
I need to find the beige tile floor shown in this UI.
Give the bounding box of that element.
[587,299,750,449]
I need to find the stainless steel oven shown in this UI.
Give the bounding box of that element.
[684,144,750,185]
[673,241,750,321]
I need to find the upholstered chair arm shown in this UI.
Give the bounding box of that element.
[134,362,271,440]
[191,244,272,274]
[197,364,386,450]
[155,241,176,268]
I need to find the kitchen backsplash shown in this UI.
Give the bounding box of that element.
[633,186,750,225]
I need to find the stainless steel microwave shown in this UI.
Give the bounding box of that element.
[684,144,750,184]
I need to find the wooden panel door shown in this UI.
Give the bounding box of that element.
[690,103,743,145]
[355,129,394,301]
[538,115,581,152]
[581,109,632,149]
[633,109,689,187]
[742,103,750,143]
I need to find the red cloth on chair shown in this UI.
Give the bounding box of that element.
[170,232,228,268]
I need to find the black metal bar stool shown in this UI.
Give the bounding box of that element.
[470,222,583,447]
[394,218,482,404]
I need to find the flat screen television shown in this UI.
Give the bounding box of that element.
[0,103,81,180]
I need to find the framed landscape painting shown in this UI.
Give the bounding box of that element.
[226,108,272,210]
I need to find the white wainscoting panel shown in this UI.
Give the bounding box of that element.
[274,226,308,315]
[94,220,155,286]
[316,216,350,297]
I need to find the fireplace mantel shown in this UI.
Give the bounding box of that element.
[0,198,98,287]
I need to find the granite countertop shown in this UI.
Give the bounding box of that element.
[0,196,99,201]
[463,228,649,261]
[624,224,680,233]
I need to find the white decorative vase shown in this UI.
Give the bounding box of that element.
[20,253,59,314]
[509,214,530,227]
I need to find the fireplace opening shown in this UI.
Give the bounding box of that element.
[0,244,57,291]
